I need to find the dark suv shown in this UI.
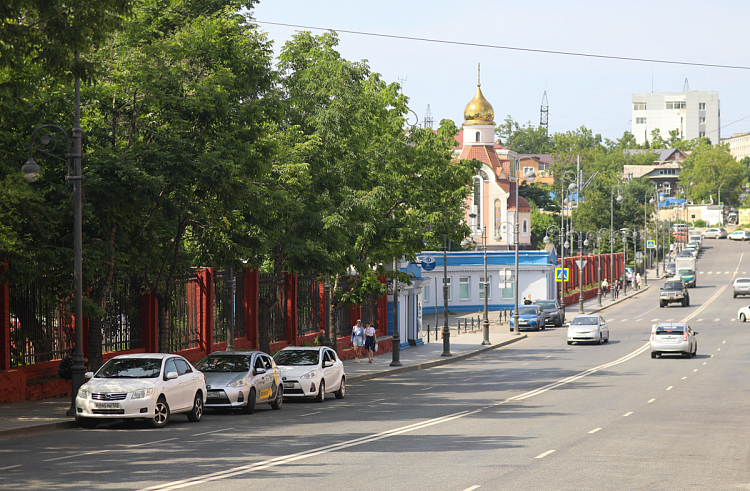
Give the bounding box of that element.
[534,299,564,327]
[660,279,690,308]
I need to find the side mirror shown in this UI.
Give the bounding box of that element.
[85,371,94,380]
[323,361,334,368]
[166,371,178,380]
[254,367,266,375]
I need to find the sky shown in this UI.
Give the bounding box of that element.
[252,0,750,143]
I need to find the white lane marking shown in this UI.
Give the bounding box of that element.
[301,412,321,417]
[731,318,736,322]
[623,412,633,417]
[708,272,713,274]
[710,355,714,358]
[191,429,233,437]
[703,362,707,365]
[726,272,730,274]
[650,318,659,322]
[0,465,21,471]
[635,319,642,322]
[588,428,602,434]
[44,449,110,462]
[461,486,481,491]
[128,438,178,448]
[694,369,699,372]
[535,450,556,459]
[522,362,530,366]
[421,386,433,391]
[696,318,704,322]
[545,355,552,358]
[666,386,673,391]
[682,377,687,380]
[723,340,726,344]
[648,399,656,403]
[666,319,675,322]
[621,319,629,322]
[717,348,721,351]
[370,398,385,403]
[715,319,720,322]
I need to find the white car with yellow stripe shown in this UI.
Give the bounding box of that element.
[194,351,282,414]
[274,346,345,402]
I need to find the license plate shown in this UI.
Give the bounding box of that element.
[206,391,222,399]
[283,382,295,389]
[94,402,120,409]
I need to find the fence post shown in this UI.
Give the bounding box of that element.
[141,293,159,353]
[285,272,296,346]
[245,268,259,349]
[0,258,9,370]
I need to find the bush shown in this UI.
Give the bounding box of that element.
[693,219,707,228]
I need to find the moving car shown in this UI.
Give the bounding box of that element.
[728,230,749,241]
[650,323,698,358]
[567,315,609,345]
[737,304,750,322]
[534,299,564,327]
[732,278,750,298]
[688,234,702,245]
[509,305,545,331]
[665,263,676,277]
[273,346,345,402]
[195,351,282,414]
[660,279,690,307]
[75,353,206,429]
[702,228,727,239]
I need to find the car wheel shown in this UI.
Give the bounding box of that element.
[734,293,738,298]
[567,341,572,345]
[685,350,692,359]
[243,388,256,414]
[271,386,283,410]
[187,392,203,422]
[335,377,345,399]
[659,301,665,308]
[651,352,657,359]
[76,416,98,429]
[556,320,562,327]
[741,313,746,322]
[147,396,170,428]
[686,298,690,306]
[315,380,326,403]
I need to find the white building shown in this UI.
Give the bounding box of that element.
[631,91,720,145]
[721,132,750,161]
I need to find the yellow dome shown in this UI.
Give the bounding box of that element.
[463,84,495,126]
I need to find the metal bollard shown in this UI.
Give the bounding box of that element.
[471,317,474,331]
[427,324,430,343]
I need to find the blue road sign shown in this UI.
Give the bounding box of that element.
[420,256,437,271]
[647,240,656,249]
[555,268,569,282]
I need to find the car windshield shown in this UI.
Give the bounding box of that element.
[195,355,252,372]
[571,317,599,325]
[535,301,556,309]
[96,358,162,378]
[518,306,538,315]
[666,264,675,270]
[664,282,682,289]
[274,350,319,366]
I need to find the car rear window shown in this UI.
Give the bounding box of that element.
[195,355,252,372]
[518,306,538,315]
[274,350,319,366]
[535,301,556,308]
[737,279,750,284]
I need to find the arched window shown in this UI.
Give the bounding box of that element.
[473,177,481,226]
[523,219,528,233]
[475,131,481,142]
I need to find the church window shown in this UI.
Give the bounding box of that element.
[473,177,481,226]
[523,220,528,233]
[475,131,481,142]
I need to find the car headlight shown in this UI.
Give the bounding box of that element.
[300,370,318,379]
[132,388,155,400]
[77,386,90,399]
[227,378,246,388]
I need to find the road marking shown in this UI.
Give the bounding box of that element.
[421,386,433,391]
[191,429,233,437]
[710,355,714,358]
[535,450,555,459]
[708,272,713,274]
[650,318,659,322]
[731,318,736,322]
[461,486,481,491]
[635,319,642,322]
[717,348,721,351]
[588,428,602,434]
[714,319,720,322]
[694,369,699,372]
[666,319,675,322]
[44,449,110,462]
[370,398,385,403]
[696,318,703,322]
[0,465,21,471]
[128,438,178,448]
[621,319,629,322]
[666,386,673,391]
[301,412,321,417]
[703,362,707,365]
[648,399,656,403]
[682,377,687,380]
[723,340,726,344]
[726,272,730,274]
[623,412,633,417]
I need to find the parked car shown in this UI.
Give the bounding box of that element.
[650,323,698,358]
[737,304,750,322]
[702,228,727,239]
[660,279,690,307]
[733,278,750,298]
[75,353,206,429]
[665,263,676,277]
[509,305,545,331]
[567,315,609,345]
[534,299,564,327]
[273,346,345,402]
[194,351,282,414]
[728,230,749,241]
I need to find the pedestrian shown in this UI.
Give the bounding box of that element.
[57,351,74,380]
[364,322,377,363]
[635,273,641,290]
[602,277,609,294]
[351,319,365,363]
[614,280,620,299]
[523,294,532,305]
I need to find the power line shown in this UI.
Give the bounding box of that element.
[257,21,750,71]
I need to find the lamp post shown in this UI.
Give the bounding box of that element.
[586,229,608,307]
[560,171,579,281]
[323,273,332,347]
[610,185,624,300]
[509,164,536,334]
[22,60,84,416]
[543,225,565,309]
[565,231,588,313]
[441,235,451,356]
[461,222,490,345]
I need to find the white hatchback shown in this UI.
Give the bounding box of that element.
[75,353,206,428]
[273,347,345,402]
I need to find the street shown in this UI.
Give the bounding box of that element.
[1,239,749,490]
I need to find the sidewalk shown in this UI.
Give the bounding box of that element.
[0,264,664,439]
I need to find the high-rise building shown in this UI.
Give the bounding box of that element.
[631,91,720,145]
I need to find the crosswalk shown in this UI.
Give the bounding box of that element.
[700,271,743,275]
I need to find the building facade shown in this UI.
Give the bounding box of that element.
[721,132,750,161]
[622,148,688,198]
[631,91,720,145]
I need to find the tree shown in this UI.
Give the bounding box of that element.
[495,117,553,154]
[679,142,744,206]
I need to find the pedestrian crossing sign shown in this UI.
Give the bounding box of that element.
[647,240,656,249]
[555,268,569,282]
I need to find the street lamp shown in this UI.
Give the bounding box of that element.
[441,235,451,356]
[543,225,565,310]
[610,185,624,300]
[508,164,537,334]
[613,229,629,295]
[586,229,609,307]
[391,258,402,367]
[560,171,578,278]
[461,220,490,345]
[565,231,588,313]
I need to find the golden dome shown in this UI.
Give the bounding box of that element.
[463,84,495,126]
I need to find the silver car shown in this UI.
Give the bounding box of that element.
[733,278,750,298]
[195,351,283,414]
[702,227,727,239]
[567,315,609,345]
[650,323,698,358]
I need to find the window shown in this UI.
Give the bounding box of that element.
[174,359,192,375]
[459,277,470,300]
[443,277,452,301]
[164,359,177,378]
[473,177,481,225]
[475,131,481,142]
[699,102,706,110]
[424,284,430,303]
[699,131,706,138]
[479,276,491,300]
[523,220,528,233]
[666,101,686,109]
[523,166,534,176]
[699,117,706,124]
[500,270,515,299]
[636,117,646,124]
[633,102,646,110]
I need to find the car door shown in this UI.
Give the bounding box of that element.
[161,358,183,409]
[262,355,280,400]
[321,349,336,391]
[600,316,609,339]
[328,350,343,391]
[253,355,271,401]
[174,358,197,410]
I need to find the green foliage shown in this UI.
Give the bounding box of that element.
[679,142,744,206]
[496,117,553,154]
[529,203,557,250]
[693,219,707,228]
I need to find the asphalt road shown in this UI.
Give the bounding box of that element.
[1,239,749,490]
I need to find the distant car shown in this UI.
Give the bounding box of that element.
[738,304,750,322]
[194,351,283,414]
[728,230,749,241]
[660,279,690,307]
[273,347,345,402]
[509,305,545,331]
[702,228,727,239]
[534,299,564,327]
[75,353,207,429]
[733,278,750,298]
[567,315,609,345]
[665,263,676,277]
[688,234,702,244]
[650,323,698,358]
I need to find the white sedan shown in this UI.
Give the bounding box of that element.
[273,346,345,402]
[738,305,750,322]
[75,353,206,428]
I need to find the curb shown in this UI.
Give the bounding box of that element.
[0,420,76,440]
[347,334,528,384]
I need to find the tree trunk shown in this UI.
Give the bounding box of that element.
[156,293,171,353]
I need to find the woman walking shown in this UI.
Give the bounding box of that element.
[351,320,365,363]
[364,322,377,363]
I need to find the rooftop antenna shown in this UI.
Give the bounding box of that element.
[683,78,691,92]
[397,75,407,95]
[540,91,549,131]
[424,104,434,129]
